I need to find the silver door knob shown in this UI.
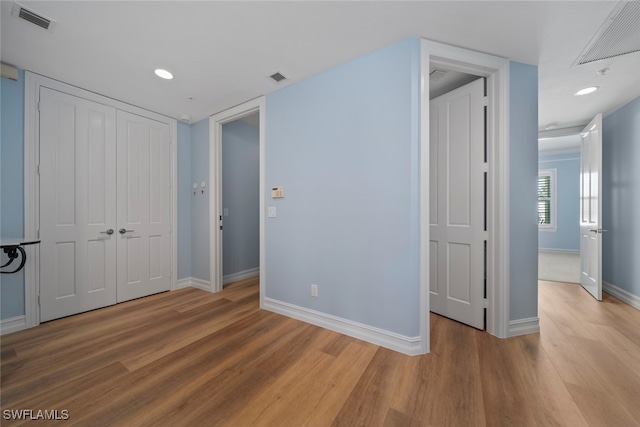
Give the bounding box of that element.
[119,228,134,234]
[101,229,114,235]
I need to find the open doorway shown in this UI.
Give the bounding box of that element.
[537,133,581,284]
[428,65,487,330]
[209,98,265,299]
[221,113,260,287]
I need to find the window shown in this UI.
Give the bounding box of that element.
[538,169,556,230]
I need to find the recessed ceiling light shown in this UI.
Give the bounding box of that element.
[154,69,173,80]
[575,86,599,96]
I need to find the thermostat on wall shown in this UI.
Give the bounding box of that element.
[271,186,284,198]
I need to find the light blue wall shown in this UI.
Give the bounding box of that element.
[264,38,421,337]
[509,61,539,321]
[1,71,26,320]
[190,118,210,281]
[538,151,580,252]
[177,122,192,280]
[222,120,259,277]
[603,96,640,298]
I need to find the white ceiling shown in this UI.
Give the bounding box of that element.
[2,1,639,130]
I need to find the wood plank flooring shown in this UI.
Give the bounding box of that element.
[1,277,639,426]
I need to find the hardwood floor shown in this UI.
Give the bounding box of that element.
[1,277,639,426]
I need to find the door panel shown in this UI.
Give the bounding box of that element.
[116,111,171,302]
[429,78,485,329]
[579,114,603,300]
[39,87,117,322]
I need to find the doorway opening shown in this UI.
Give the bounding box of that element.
[428,65,487,330]
[537,133,581,285]
[209,98,265,304]
[220,113,260,288]
[420,39,511,349]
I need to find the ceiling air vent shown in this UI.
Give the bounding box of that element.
[12,3,57,32]
[269,72,287,83]
[574,1,640,66]
[429,68,448,81]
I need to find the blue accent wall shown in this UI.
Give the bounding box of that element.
[603,96,640,298]
[190,118,210,281]
[177,122,192,280]
[1,71,26,320]
[538,151,580,252]
[222,120,259,277]
[509,62,539,321]
[264,38,421,337]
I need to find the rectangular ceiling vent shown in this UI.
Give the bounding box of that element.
[12,3,57,32]
[269,72,287,83]
[429,68,448,81]
[574,1,640,66]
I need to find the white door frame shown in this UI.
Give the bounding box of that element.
[420,39,511,344]
[209,97,265,305]
[23,72,178,329]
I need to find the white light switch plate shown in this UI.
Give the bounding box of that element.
[268,207,277,218]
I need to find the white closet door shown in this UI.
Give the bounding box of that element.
[116,110,171,302]
[429,78,485,330]
[39,87,117,322]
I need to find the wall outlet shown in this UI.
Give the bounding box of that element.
[311,284,318,297]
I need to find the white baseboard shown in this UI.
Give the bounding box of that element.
[175,277,212,292]
[538,248,579,254]
[223,267,259,285]
[604,282,640,311]
[263,297,424,356]
[1,315,27,335]
[508,317,540,337]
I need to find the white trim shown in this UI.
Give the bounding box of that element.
[508,317,540,337]
[418,36,430,355]
[421,39,510,339]
[0,316,27,335]
[538,150,580,158]
[223,267,260,285]
[604,282,640,311]
[263,297,422,356]
[538,153,580,162]
[209,97,265,305]
[23,71,178,330]
[175,277,212,292]
[538,248,580,254]
[176,278,192,289]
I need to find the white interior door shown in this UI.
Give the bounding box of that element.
[429,78,485,329]
[39,87,117,322]
[116,111,172,302]
[579,114,603,301]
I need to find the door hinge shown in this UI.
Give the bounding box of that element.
[483,298,488,308]
[37,295,40,306]
[483,162,488,173]
[484,231,489,241]
[483,96,488,107]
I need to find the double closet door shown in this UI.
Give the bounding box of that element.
[39,87,172,322]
